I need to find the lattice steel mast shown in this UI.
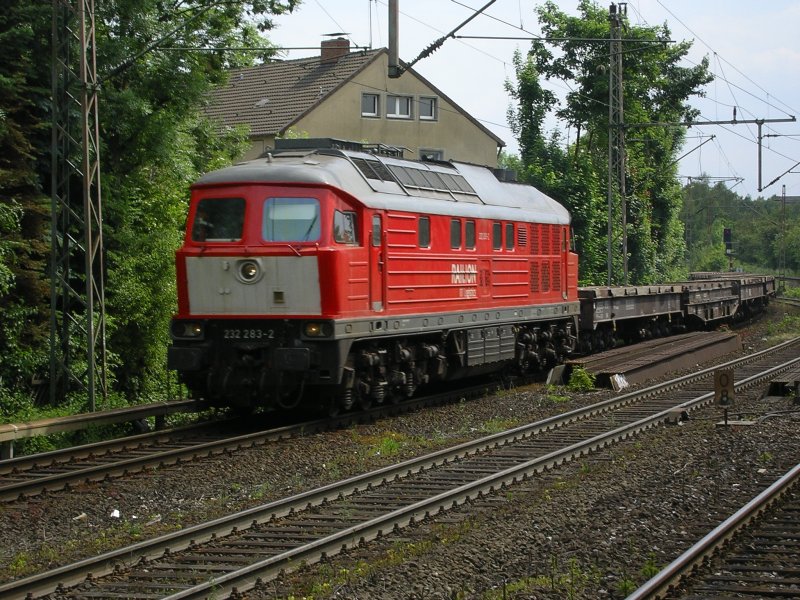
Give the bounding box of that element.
[607,2,627,285]
[50,0,107,410]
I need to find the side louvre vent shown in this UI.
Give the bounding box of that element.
[542,262,551,292]
[542,226,551,256]
[517,226,527,247]
[552,261,561,292]
[530,262,540,293]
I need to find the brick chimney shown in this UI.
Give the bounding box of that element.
[321,37,350,63]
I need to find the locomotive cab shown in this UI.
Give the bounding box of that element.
[169,180,370,410]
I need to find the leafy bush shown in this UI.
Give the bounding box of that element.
[567,367,596,392]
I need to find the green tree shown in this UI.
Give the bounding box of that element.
[507,0,712,284]
[680,178,798,274]
[0,1,298,411]
[0,2,53,400]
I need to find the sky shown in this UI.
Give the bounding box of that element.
[268,1,800,199]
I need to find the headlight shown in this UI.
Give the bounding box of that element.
[237,259,262,284]
[171,320,204,339]
[304,322,332,337]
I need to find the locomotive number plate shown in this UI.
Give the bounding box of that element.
[222,328,274,341]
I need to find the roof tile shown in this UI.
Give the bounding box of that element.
[206,50,382,137]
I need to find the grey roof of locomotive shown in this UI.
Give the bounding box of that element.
[194,148,571,226]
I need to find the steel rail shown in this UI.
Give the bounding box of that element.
[0,381,493,503]
[3,339,798,600]
[0,419,227,476]
[626,461,800,600]
[123,347,800,600]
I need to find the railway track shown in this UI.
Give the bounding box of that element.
[3,338,798,600]
[0,329,766,504]
[569,330,740,387]
[0,327,772,504]
[0,419,262,503]
[775,295,800,309]
[0,381,490,503]
[629,461,800,599]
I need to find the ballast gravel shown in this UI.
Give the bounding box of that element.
[0,305,798,600]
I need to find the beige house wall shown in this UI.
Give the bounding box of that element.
[242,54,501,167]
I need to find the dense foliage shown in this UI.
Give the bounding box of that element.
[506,0,712,285]
[0,0,297,418]
[681,179,799,275]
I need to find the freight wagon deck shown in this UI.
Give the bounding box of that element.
[567,331,741,389]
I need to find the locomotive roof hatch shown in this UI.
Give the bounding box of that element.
[194,138,571,226]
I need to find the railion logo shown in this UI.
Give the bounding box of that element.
[451,263,477,284]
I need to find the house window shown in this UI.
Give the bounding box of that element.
[361,93,379,117]
[420,149,444,161]
[419,96,437,120]
[419,216,430,248]
[386,95,412,119]
[450,219,461,249]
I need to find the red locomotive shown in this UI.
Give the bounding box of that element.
[168,139,580,413]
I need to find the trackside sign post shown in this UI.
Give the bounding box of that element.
[714,369,735,425]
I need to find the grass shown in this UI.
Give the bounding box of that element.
[765,314,800,342]
[480,416,521,434]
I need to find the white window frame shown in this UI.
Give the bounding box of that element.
[420,148,444,161]
[386,94,413,119]
[418,96,438,120]
[361,93,379,117]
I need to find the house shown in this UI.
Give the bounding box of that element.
[205,38,505,166]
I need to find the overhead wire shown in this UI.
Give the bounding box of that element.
[628,0,799,189]
[274,0,798,184]
[655,0,800,117]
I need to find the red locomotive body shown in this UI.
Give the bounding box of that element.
[168,140,579,413]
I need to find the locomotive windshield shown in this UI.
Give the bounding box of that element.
[263,197,320,242]
[192,197,245,242]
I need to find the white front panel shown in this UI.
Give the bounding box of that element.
[186,256,321,315]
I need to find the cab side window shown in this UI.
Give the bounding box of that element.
[419,216,430,247]
[372,214,382,247]
[450,219,462,249]
[492,222,502,250]
[334,210,357,244]
[465,220,476,249]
